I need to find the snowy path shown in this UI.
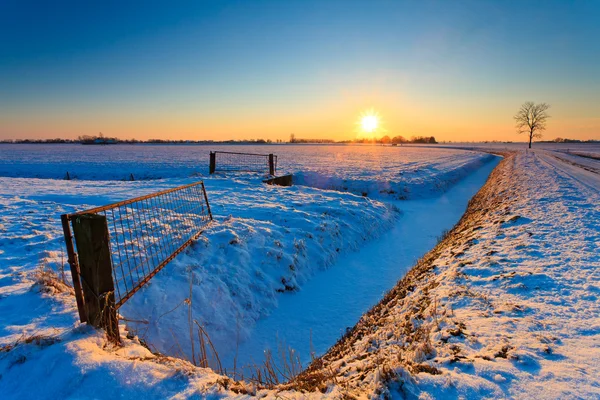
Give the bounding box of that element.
[539,150,600,191]
[219,157,501,373]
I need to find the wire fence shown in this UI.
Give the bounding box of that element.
[62,181,212,315]
[210,151,277,175]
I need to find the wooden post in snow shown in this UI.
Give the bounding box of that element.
[268,154,275,176]
[209,152,216,174]
[72,214,120,344]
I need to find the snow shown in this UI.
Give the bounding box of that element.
[1,143,597,398]
[220,158,500,375]
[120,176,399,366]
[408,149,600,399]
[0,144,490,200]
[0,145,486,388]
[303,149,599,399]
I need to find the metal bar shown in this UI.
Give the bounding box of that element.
[61,214,87,323]
[201,182,213,220]
[64,181,207,217]
[212,151,271,157]
[115,228,206,309]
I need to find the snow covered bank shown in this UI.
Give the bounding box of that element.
[298,150,599,399]
[292,150,495,200]
[221,157,500,375]
[120,176,398,365]
[293,153,494,200]
[0,172,397,397]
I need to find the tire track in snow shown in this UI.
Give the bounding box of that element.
[536,150,600,195]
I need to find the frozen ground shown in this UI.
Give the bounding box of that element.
[0,143,493,200]
[303,149,599,399]
[1,144,597,398]
[220,158,499,375]
[0,174,396,347]
[407,149,600,399]
[0,145,492,395]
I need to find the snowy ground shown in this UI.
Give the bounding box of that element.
[408,149,600,399]
[0,175,396,347]
[221,159,499,376]
[0,143,492,200]
[0,145,494,397]
[303,149,599,399]
[1,144,597,398]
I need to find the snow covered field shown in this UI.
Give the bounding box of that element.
[0,143,493,200]
[0,145,492,389]
[1,144,597,398]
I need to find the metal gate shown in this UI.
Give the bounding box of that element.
[61,181,212,342]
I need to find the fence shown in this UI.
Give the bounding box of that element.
[61,181,212,343]
[209,151,277,175]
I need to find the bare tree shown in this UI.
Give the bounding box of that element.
[514,102,550,148]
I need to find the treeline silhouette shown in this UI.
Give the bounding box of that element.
[1,136,286,144]
[289,134,437,144]
[337,135,437,144]
[7,135,595,145]
[3,135,437,145]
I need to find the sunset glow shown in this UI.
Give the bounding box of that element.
[0,2,599,142]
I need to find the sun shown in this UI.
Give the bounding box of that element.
[356,109,384,138]
[361,115,379,133]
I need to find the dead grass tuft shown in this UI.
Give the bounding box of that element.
[34,264,73,295]
[1,334,61,353]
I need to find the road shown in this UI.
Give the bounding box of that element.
[537,149,600,192]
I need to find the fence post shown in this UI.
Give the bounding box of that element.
[268,154,275,176]
[209,152,216,174]
[72,214,120,344]
[61,215,87,323]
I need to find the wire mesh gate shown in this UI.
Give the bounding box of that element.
[209,151,277,175]
[61,181,212,343]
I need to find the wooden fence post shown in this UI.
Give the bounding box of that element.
[72,214,120,344]
[209,152,216,174]
[61,215,87,323]
[268,154,275,176]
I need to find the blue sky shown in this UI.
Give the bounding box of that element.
[1,0,599,141]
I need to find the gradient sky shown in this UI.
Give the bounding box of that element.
[1,0,599,142]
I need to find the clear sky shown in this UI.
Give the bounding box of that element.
[1,0,599,142]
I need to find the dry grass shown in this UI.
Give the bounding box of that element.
[0,333,61,353]
[34,264,73,295]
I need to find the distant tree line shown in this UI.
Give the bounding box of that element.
[544,137,599,143]
[5,135,595,145]
[1,137,288,144]
[289,134,335,144]
[345,135,437,144]
[290,133,437,144]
